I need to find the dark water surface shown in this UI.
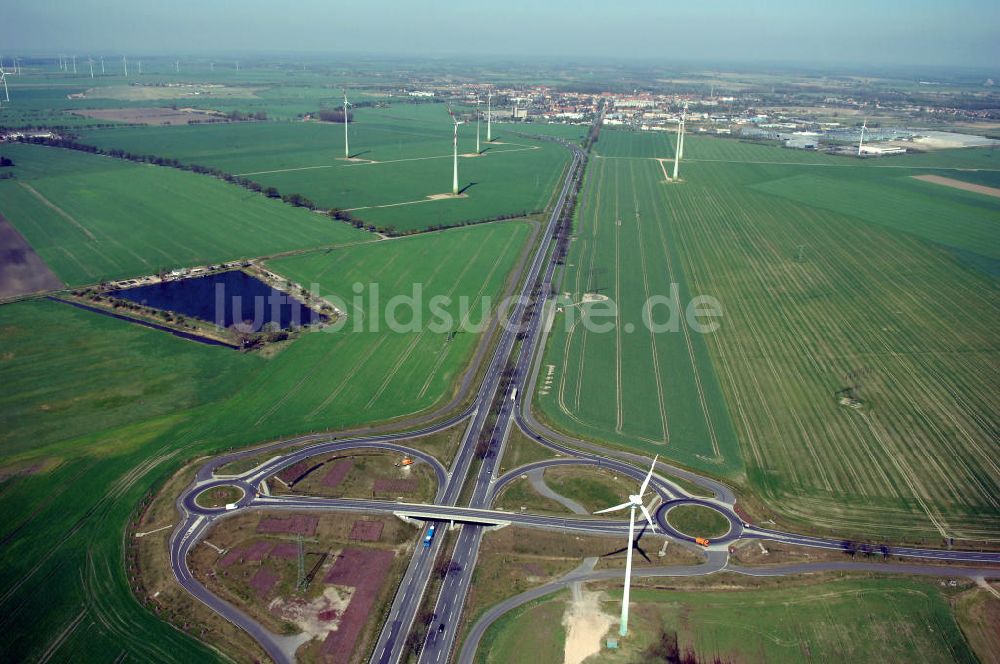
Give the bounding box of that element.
[109,270,322,330]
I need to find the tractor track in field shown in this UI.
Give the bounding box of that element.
[631,167,670,444]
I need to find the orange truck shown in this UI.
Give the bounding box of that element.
[695,537,711,547]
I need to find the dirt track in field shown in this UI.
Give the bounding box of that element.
[912,174,1000,199]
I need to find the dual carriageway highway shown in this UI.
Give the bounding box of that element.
[169,132,1000,664]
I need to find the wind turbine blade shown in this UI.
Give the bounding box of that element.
[639,455,658,496]
[593,501,632,515]
[639,502,657,533]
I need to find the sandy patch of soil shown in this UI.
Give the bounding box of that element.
[562,587,612,664]
[426,193,469,201]
[268,585,353,641]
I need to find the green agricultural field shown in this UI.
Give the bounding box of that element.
[543,131,999,543]
[479,578,977,663]
[0,143,370,285]
[0,300,259,662]
[536,152,743,476]
[0,299,260,458]
[186,221,533,445]
[78,104,572,232]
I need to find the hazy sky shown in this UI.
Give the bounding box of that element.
[3,0,997,69]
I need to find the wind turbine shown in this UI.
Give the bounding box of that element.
[100,56,105,75]
[448,106,465,195]
[137,60,142,75]
[342,90,351,158]
[72,55,77,74]
[593,455,659,637]
[476,96,481,154]
[672,106,686,181]
[0,64,9,103]
[486,90,492,142]
[857,118,867,157]
[175,60,180,74]
[678,102,688,160]
[88,57,94,79]
[123,56,128,77]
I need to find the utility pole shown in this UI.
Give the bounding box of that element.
[296,534,306,591]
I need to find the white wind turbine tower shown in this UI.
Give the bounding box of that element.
[88,57,94,79]
[137,60,142,75]
[672,105,686,181]
[593,455,659,637]
[448,107,465,195]
[100,56,105,75]
[175,60,180,74]
[678,102,688,160]
[342,90,352,158]
[476,96,481,154]
[857,118,867,157]
[72,55,77,74]
[486,90,493,142]
[122,56,128,77]
[0,64,10,103]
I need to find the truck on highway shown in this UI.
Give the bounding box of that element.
[510,388,518,402]
[423,524,437,548]
[695,537,710,547]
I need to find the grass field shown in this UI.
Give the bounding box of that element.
[0,143,370,285]
[78,104,572,232]
[539,130,1000,543]
[478,577,979,663]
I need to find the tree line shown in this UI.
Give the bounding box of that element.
[14,132,549,238]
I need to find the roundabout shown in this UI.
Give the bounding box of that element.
[193,484,245,510]
[656,498,744,545]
